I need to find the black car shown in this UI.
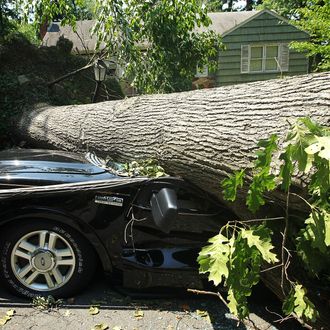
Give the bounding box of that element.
[0,149,233,298]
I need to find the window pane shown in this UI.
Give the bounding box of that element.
[250,59,262,71]
[266,46,278,58]
[265,59,278,71]
[251,47,263,59]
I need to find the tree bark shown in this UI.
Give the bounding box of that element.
[17,72,330,218]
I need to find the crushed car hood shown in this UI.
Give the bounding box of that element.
[0,149,106,175]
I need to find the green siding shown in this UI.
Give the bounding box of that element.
[216,11,309,86]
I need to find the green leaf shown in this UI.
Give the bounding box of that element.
[283,284,319,322]
[227,289,238,316]
[304,210,330,251]
[241,226,279,264]
[197,233,231,286]
[255,134,278,169]
[279,144,294,191]
[225,233,263,320]
[305,136,330,160]
[221,170,245,202]
[287,119,315,173]
[246,172,276,213]
[296,229,330,275]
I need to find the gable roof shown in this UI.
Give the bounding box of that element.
[197,9,309,37]
[43,20,99,54]
[196,11,256,35]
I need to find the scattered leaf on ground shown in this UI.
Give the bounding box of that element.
[6,309,15,317]
[91,323,108,330]
[0,315,11,326]
[89,306,100,315]
[196,309,208,317]
[134,309,144,319]
[64,310,71,317]
[196,310,211,323]
[112,326,122,330]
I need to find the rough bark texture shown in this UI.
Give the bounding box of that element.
[17,72,330,218]
[16,72,330,329]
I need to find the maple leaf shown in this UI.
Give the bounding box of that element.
[221,170,245,202]
[283,284,319,321]
[305,136,330,160]
[241,225,278,264]
[197,233,231,286]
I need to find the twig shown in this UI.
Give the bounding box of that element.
[289,192,314,210]
[260,263,283,273]
[48,62,94,87]
[265,306,284,319]
[228,216,285,224]
[187,289,229,310]
[281,188,290,293]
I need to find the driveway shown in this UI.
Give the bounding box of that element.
[0,274,303,330]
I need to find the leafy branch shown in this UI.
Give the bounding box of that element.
[198,118,330,325]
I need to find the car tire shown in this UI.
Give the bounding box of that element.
[0,220,96,298]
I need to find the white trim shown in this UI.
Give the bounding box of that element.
[241,43,289,74]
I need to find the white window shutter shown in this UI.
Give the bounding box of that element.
[241,45,249,73]
[279,44,289,72]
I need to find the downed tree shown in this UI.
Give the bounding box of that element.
[15,72,330,328]
[17,72,330,219]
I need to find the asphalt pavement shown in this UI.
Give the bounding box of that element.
[0,274,303,330]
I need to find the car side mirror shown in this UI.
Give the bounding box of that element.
[150,188,178,233]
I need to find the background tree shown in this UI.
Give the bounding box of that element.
[93,0,221,93]
[0,0,19,39]
[260,0,307,17]
[260,0,330,71]
[10,0,221,94]
[206,0,263,12]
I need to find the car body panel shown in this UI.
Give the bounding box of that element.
[0,149,234,289]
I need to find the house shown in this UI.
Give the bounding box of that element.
[194,9,309,87]
[43,20,99,54]
[42,9,309,90]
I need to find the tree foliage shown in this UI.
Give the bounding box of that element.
[291,0,330,70]
[206,0,263,12]
[198,118,330,324]
[4,0,221,94]
[93,0,221,93]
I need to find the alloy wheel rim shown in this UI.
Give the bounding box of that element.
[10,230,76,291]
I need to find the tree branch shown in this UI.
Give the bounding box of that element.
[47,62,95,87]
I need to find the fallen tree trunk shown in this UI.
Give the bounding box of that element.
[17,72,330,219]
[15,72,330,328]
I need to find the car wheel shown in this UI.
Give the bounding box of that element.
[0,220,96,298]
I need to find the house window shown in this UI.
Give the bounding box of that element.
[195,65,208,78]
[241,44,289,74]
